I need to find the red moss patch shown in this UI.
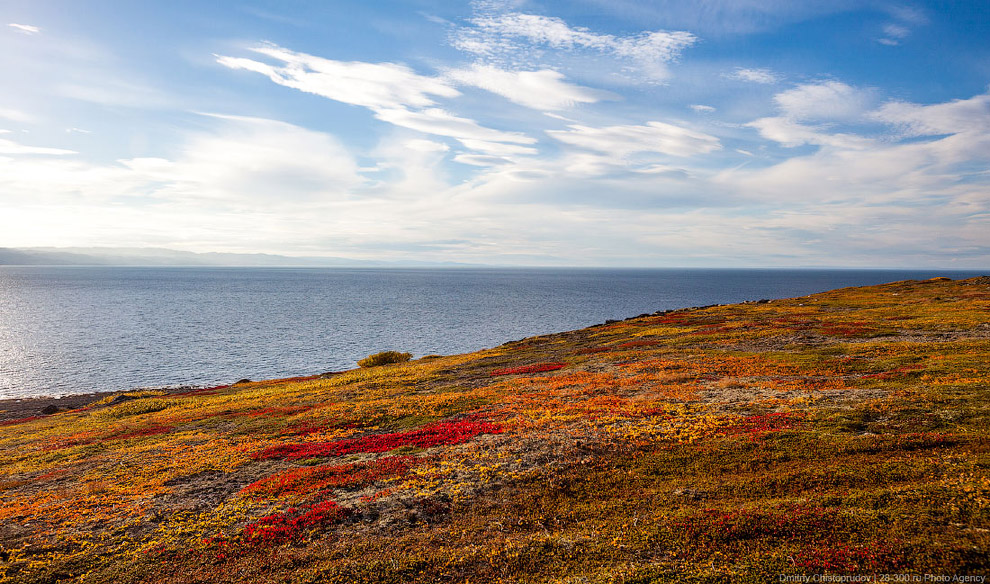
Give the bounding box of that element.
[795,542,903,572]
[717,412,803,437]
[0,415,43,426]
[617,340,662,349]
[573,347,613,355]
[241,456,421,498]
[254,419,504,460]
[490,362,566,376]
[111,425,174,441]
[242,500,348,545]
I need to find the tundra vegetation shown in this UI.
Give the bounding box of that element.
[357,351,412,368]
[1,277,988,583]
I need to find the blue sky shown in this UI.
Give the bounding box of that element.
[2,0,989,267]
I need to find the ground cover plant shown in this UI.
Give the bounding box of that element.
[1,277,988,583]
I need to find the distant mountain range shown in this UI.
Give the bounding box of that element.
[0,247,481,267]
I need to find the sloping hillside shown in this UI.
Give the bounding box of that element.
[1,277,988,583]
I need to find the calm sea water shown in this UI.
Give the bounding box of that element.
[0,267,985,399]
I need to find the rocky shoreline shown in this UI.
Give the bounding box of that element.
[0,386,203,423]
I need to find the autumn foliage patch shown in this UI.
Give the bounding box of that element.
[490,362,566,376]
[241,500,348,545]
[241,456,420,498]
[254,419,504,460]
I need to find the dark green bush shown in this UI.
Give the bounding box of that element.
[358,351,412,368]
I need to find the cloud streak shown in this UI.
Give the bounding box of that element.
[216,44,459,110]
[216,43,538,156]
[0,138,76,155]
[548,121,721,157]
[8,23,40,35]
[445,64,617,110]
[726,67,780,84]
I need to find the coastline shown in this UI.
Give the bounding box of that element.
[0,388,173,423]
[0,384,223,423]
[3,267,986,401]
[2,276,989,581]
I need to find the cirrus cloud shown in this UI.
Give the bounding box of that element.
[445,64,617,110]
[216,43,459,110]
[451,8,696,81]
[8,23,40,35]
[547,121,721,157]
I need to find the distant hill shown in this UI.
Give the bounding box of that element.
[0,247,481,267]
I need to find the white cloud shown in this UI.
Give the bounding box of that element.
[216,44,460,110]
[725,89,990,221]
[745,116,873,149]
[0,138,76,155]
[446,64,616,110]
[726,67,780,84]
[218,44,539,156]
[871,93,990,136]
[0,106,35,123]
[55,78,175,108]
[0,115,371,251]
[543,112,579,122]
[745,81,879,149]
[690,104,716,113]
[877,7,926,45]
[452,153,510,167]
[367,132,451,199]
[885,5,928,25]
[455,138,537,157]
[8,23,40,35]
[403,139,450,153]
[451,10,696,81]
[547,121,721,157]
[373,107,536,153]
[159,114,362,201]
[773,80,873,121]
[883,23,909,39]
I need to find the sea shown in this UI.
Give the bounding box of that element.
[0,266,985,399]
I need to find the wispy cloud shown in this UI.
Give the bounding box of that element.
[876,5,927,46]
[0,137,75,155]
[0,106,35,123]
[745,81,877,148]
[451,7,696,81]
[689,104,716,113]
[726,67,780,84]
[772,80,874,121]
[547,121,721,157]
[216,43,538,156]
[728,88,990,206]
[372,107,536,153]
[870,93,990,136]
[8,23,40,35]
[567,0,860,36]
[216,44,459,110]
[878,23,910,45]
[745,116,871,149]
[445,64,617,110]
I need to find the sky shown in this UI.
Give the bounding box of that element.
[2,0,989,267]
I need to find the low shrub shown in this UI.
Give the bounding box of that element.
[358,351,412,368]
